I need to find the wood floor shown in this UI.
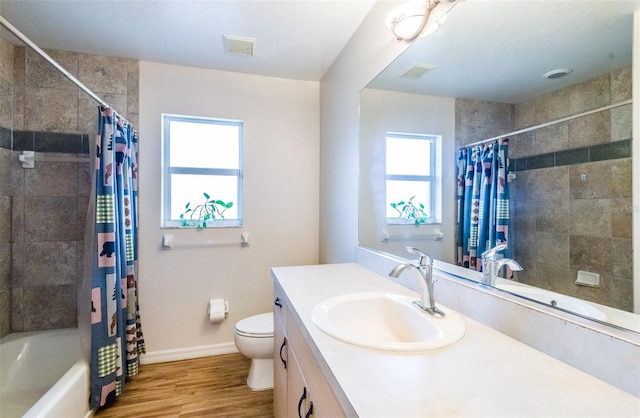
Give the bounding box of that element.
[94,353,274,418]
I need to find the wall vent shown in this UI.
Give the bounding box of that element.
[400,64,435,79]
[224,35,256,57]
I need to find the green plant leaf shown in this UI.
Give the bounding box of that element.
[185,202,191,209]
[225,202,233,209]
[203,192,210,199]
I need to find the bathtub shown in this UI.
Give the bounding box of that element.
[0,328,91,418]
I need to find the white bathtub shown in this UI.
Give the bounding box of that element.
[0,328,91,418]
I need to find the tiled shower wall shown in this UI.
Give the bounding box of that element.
[0,37,14,338]
[456,66,633,312]
[0,39,139,338]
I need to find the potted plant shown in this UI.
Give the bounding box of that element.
[390,195,428,225]
[179,192,234,229]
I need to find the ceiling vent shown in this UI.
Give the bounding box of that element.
[400,64,435,79]
[224,35,255,57]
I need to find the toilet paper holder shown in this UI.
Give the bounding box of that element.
[208,299,229,321]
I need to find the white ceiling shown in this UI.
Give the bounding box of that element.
[2,1,640,103]
[0,0,377,82]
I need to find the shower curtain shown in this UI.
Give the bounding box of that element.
[456,138,512,271]
[90,107,145,409]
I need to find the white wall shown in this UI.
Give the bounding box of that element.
[138,61,319,358]
[319,1,410,263]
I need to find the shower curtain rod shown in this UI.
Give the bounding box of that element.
[0,15,109,109]
[463,98,633,148]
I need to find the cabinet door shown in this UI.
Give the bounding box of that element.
[274,317,288,417]
[287,350,313,418]
[288,318,346,418]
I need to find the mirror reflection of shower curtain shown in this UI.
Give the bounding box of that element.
[456,139,512,271]
[89,106,145,409]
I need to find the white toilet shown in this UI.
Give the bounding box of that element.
[233,312,274,391]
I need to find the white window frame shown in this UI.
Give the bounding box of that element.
[385,132,440,225]
[161,113,243,228]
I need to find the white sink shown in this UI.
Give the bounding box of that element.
[496,282,607,321]
[311,292,466,352]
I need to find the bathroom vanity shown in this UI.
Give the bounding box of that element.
[272,263,640,417]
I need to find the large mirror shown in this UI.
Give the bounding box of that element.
[359,0,640,333]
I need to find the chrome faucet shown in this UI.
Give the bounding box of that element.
[481,244,523,286]
[389,247,445,318]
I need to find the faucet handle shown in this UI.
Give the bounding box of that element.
[481,244,507,261]
[405,247,431,267]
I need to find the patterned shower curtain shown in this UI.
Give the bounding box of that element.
[90,107,145,409]
[456,138,512,270]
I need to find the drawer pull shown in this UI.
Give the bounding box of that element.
[297,386,308,418]
[279,338,287,369]
[274,297,282,308]
[305,401,314,418]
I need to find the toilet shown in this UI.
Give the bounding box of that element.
[233,312,274,391]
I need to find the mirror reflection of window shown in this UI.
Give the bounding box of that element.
[385,132,440,224]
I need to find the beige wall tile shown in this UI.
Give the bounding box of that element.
[531,122,569,155]
[535,199,569,233]
[23,196,79,241]
[0,37,14,82]
[611,104,632,141]
[79,53,127,94]
[569,73,610,114]
[611,238,632,279]
[611,65,632,103]
[570,161,612,199]
[535,88,570,123]
[611,198,632,239]
[25,48,78,90]
[532,166,569,200]
[0,78,12,128]
[514,98,535,130]
[24,161,78,196]
[569,198,612,238]
[532,262,573,295]
[609,276,633,311]
[570,235,612,276]
[535,232,569,266]
[127,59,139,115]
[568,111,611,148]
[23,285,76,331]
[24,86,78,132]
[13,47,25,130]
[611,158,632,198]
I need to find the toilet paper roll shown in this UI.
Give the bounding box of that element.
[208,299,228,323]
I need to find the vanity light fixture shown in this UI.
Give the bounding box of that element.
[385,0,462,42]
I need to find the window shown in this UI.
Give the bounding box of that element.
[386,132,440,224]
[162,114,243,227]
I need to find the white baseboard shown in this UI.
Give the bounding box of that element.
[141,342,239,364]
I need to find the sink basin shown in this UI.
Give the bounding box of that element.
[496,282,607,321]
[311,292,465,352]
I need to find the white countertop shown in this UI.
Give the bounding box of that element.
[272,263,640,417]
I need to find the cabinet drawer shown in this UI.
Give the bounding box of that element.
[273,281,288,328]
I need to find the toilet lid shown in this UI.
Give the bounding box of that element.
[235,312,273,336]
